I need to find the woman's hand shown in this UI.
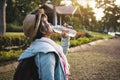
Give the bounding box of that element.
[61,29,68,38]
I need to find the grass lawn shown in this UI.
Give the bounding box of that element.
[5,32,24,36]
[86,30,113,39]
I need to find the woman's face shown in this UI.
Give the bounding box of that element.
[40,15,53,37]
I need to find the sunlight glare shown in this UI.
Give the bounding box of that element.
[77,0,88,7]
[77,0,105,20]
[88,0,97,8]
[62,0,105,21]
[61,0,72,6]
[93,8,105,21]
[115,0,120,6]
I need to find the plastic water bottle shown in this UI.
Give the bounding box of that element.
[52,25,76,37]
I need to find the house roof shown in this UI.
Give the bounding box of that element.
[42,3,79,15]
[56,6,78,15]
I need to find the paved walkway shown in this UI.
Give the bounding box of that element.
[0,38,120,73]
[68,37,120,80]
[69,37,120,58]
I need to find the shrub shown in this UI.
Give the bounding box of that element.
[76,31,86,38]
[75,31,93,39]
[50,33,61,41]
[0,50,23,62]
[70,40,78,47]
[6,24,23,32]
[0,32,63,50]
[85,32,92,38]
[0,34,28,50]
[89,37,103,41]
[77,37,91,44]
[63,16,82,31]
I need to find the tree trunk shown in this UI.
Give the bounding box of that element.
[0,0,6,35]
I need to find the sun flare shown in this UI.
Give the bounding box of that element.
[88,0,97,8]
[93,8,105,20]
[61,0,119,21]
[61,0,72,6]
[115,0,120,6]
[77,0,105,20]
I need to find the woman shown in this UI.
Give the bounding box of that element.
[18,10,69,80]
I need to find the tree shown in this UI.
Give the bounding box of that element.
[71,0,97,31]
[71,0,83,30]
[6,0,41,25]
[6,0,61,25]
[96,0,120,32]
[0,0,6,35]
[1,0,48,34]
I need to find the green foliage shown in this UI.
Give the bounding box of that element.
[1,31,112,50]
[70,36,104,47]
[69,30,113,47]
[6,24,23,32]
[0,50,23,62]
[6,0,42,24]
[63,16,82,31]
[77,37,90,44]
[0,33,28,50]
[86,30,113,39]
[50,33,61,41]
[96,0,120,32]
[73,4,97,31]
[71,17,82,31]
[70,40,78,47]
[76,31,92,38]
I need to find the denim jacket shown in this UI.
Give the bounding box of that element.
[18,38,66,80]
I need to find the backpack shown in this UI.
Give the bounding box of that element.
[13,56,39,80]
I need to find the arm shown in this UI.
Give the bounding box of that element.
[35,52,56,80]
[61,33,70,55]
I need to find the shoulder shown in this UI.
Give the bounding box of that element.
[35,52,56,63]
[30,41,57,53]
[18,41,58,61]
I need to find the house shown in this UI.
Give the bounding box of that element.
[39,3,81,25]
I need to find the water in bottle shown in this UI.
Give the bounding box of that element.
[52,25,76,37]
